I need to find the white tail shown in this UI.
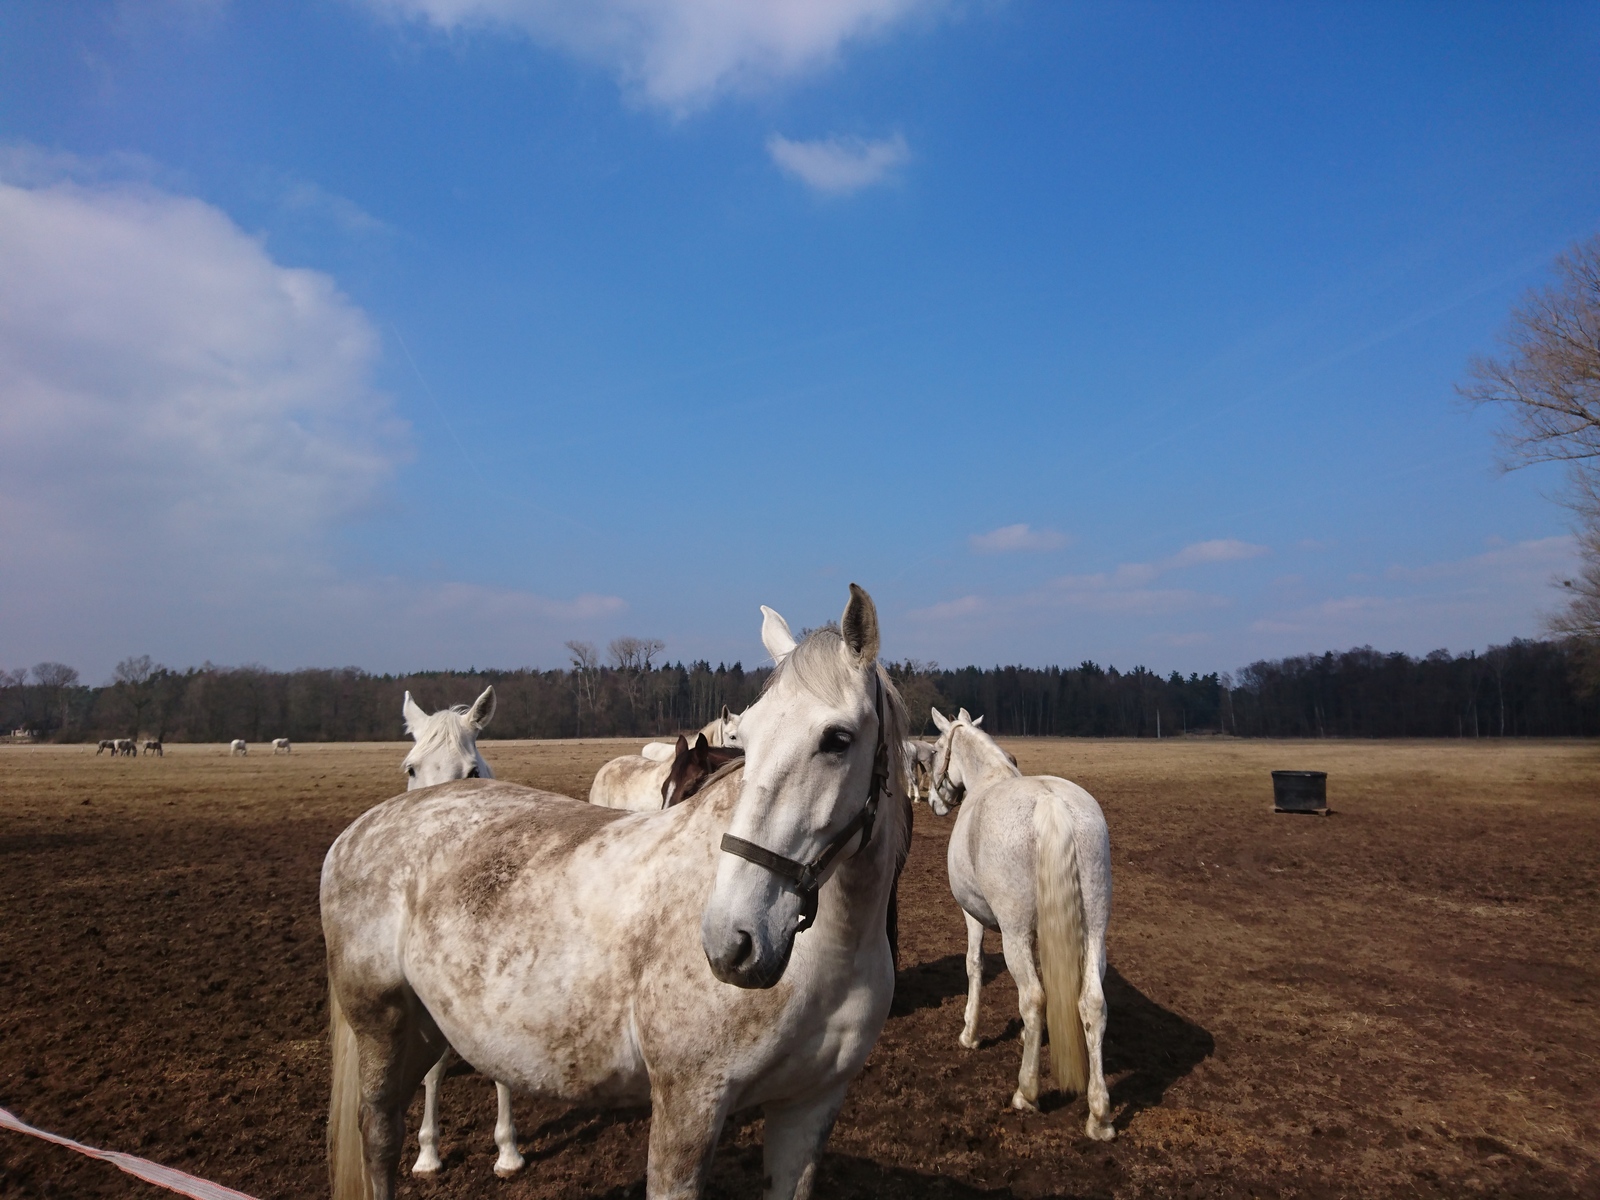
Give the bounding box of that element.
[327,987,372,1200]
[1034,792,1089,1094]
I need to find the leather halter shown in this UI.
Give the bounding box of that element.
[719,673,889,934]
[932,723,962,804]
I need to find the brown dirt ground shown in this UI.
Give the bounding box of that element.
[1,737,1597,1199]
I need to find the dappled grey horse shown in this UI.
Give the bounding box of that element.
[322,586,908,1199]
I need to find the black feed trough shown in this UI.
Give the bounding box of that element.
[1272,769,1329,815]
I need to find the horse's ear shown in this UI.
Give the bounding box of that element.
[957,706,973,723]
[693,732,709,751]
[720,703,731,721]
[840,583,879,666]
[760,605,798,662]
[467,685,496,731]
[674,734,689,757]
[971,714,984,727]
[930,707,951,734]
[402,691,427,736]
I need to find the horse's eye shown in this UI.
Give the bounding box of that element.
[406,766,415,777]
[820,727,854,755]
[467,766,480,779]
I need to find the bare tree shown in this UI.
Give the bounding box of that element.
[566,640,600,736]
[114,655,161,735]
[1461,233,1600,680]
[608,637,666,726]
[32,662,80,735]
[607,637,666,672]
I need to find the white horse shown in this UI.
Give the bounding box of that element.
[396,686,523,1178]
[322,585,908,1200]
[229,739,247,756]
[930,705,1115,1140]
[588,751,674,811]
[904,739,946,815]
[640,706,744,762]
[272,737,291,754]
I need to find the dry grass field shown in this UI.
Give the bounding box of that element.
[2,736,1598,1198]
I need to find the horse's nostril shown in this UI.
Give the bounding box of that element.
[729,930,754,969]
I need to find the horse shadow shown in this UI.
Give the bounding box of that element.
[891,955,1213,1126]
[589,1148,1109,1199]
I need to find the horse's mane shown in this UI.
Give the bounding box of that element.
[402,704,476,769]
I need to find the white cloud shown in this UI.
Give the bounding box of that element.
[368,0,939,111]
[767,132,910,195]
[969,523,1070,554]
[0,170,623,677]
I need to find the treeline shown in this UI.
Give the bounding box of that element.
[3,638,1596,743]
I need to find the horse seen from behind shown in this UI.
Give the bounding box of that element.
[930,705,1115,1140]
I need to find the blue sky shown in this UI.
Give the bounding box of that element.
[2,1,1597,682]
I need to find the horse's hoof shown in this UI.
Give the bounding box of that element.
[958,1031,980,1050]
[1086,1118,1116,1141]
[1010,1091,1039,1113]
[411,1156,441,1176]
[493,1154,526,1178]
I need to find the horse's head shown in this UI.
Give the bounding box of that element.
[702,584,905,989]
[931,706,1005,810]
[402,686,495,790]
[716,704,744,748]
[663,733,743,808]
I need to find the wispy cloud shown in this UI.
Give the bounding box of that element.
[367,0,940,113]
[969,523,1070,554]
[1383,536,1574,585]
[911,538,1268,623]
[767,132,910,195]
[1250,537,1578,645]
[280,180,393,237]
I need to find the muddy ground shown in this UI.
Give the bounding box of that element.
[1,737,1597,1198]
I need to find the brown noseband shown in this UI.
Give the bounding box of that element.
[719,674,890,934]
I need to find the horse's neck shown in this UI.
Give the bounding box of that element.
[957,730,1018,790]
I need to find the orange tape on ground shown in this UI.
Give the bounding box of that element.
[0,1105,261,1200]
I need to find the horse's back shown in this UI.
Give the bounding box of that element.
[588,754,670,810]
[949,775,1109,934]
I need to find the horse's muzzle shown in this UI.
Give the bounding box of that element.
[701,892,801,989]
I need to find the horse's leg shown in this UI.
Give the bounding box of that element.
[353,1004,437,1200]
[412,1049,450,1174]
[1001,925,1046,1112]
[492,1081,525,1176]
[762,1082,849,1200]
[1079,939,1115,1140]
[959,911,985,1049]
[644,1078,729,1200]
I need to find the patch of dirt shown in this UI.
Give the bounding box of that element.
[1,737,1598,1198]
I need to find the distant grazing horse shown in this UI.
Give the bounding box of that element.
[322,585,908,1200]
[115,738,137,756]
[929,706,1115,1139]
[396,686,521,1179]
[229,739,247,756]
[143,739,163,756]
[272,737,291,754]
[97,739,115,755]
